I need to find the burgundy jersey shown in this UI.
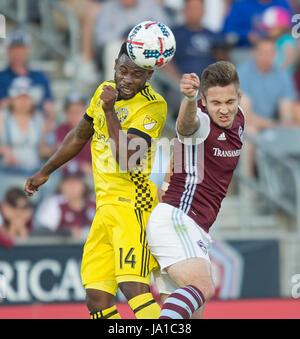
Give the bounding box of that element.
[57,198,96,230]
[162,101,245,233]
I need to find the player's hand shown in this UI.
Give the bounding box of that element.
[24,171,50,196]
[180,73,200,99]
[101,85,118,113]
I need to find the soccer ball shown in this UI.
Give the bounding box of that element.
[126,21,176,70]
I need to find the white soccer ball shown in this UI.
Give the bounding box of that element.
[126,21,176,70]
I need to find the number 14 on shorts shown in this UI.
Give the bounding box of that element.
[119,247,136,269]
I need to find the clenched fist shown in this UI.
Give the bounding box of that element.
[180,73,200,100]
[100,85,118,113]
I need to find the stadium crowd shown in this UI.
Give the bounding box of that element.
[1,0,300,247]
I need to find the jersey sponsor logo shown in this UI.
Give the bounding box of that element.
[118,197,132,204]
[143,115,157,130]
[213,147,241,158]
[217,132,227,141]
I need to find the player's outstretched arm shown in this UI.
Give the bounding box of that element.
[24,118,94,196]
[177,73,201,136]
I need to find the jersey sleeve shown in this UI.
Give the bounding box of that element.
[85,86,100,120]
[127,101,167,145]
[176,108,211,145]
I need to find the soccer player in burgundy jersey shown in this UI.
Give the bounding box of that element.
[146,61,245,319]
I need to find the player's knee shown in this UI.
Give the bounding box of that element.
[85,289,114,312]
[119,281,150,300]
[183,278,215,302]
[190,279,215,302]
[200,281,215,302]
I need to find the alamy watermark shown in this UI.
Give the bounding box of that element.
[0,14,6,39]
[292,14,300,39]
[291,274,300,299]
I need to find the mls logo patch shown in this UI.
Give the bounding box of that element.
[143,115,157,130]
[197,240,208,255]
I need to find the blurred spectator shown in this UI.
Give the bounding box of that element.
[238,37,296,132]
[222,0,293,47]
[34,171,96,239]
[260,6,297,73]
[162,0,228,83]
[238,37,297,175]
[157,0,184,24]
[0,30,55,131]
[0,188,33,248]
[294,50,300,98]
[222,0,293,65]
[55,0,105,85]
[93,0,170,79]
[0,77,53,199]
[202,0,231,33]
[54,91,92,178]
[157,0,231,31]
[293,46,300,125]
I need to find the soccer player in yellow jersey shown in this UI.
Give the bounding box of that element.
[24,42,167,319]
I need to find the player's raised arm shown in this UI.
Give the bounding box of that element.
[24,117,94,196]
[158,152,174,202]
[101,85,150,171]
[177,73,201,136]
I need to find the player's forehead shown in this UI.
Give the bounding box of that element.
[205,84,239,101]
[117,54,147,73]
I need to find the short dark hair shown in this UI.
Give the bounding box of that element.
[200,61,240,95]
[3,187,28,208]
[118,42,130,59]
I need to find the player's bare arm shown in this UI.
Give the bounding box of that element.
[177,73,201,136]
[24,118,94,196]
[101,85,149,171]
[158,153,174,202]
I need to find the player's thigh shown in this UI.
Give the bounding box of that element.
[81,208,118,295]
[147,203,212,271]
[110,205,158,282]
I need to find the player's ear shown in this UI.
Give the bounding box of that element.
[146,70,154,80]
[238,89,242,104]
[200,93,206,106]
[114,59,118,71]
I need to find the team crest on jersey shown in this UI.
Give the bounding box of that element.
[116,108,129,123]
[143,115,157,130]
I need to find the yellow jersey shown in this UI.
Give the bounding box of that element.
[85,80,167,211]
